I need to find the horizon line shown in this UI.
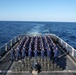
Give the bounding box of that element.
[0,20,76,23]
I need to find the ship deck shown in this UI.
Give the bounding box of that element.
[0,35,76,75]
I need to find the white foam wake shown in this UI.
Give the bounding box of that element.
[26,24,45,36]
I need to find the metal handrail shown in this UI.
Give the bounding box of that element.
[0,35,21,56]
[48,34,76,60]
[0,33,76,60]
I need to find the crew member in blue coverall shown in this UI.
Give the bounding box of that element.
[47,48,51,59]
[10,48,15,61]
[28,47,32,58]
[34,49,38,57]
[54,47,59,61]
[41,48,45,58]
[15,47,21,60]
[22,47,26,59]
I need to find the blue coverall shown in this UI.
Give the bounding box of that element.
[41,50,45,58]
[34,50,38,57]
[16,48,21,60]
[47,49,51,58]
[28,49,32,57]
[22,48,26,58]
[10,49,15,60]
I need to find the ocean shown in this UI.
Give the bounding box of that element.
[0,21,76,49]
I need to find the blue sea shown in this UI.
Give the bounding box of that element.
[0,21,76,49]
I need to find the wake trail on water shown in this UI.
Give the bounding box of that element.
[26,24,50,36]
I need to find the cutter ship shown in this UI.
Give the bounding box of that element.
[0,33,76,75]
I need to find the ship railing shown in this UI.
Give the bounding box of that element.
[0,35,21,57]
[0,33,75,61]
[19,33,76,60]
[47,34,76,62]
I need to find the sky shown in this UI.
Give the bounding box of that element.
[0,0,76,22]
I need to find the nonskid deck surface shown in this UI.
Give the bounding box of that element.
[0,35,76,75]
[6,71,76,75]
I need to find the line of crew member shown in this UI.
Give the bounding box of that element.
[10,36,59,61]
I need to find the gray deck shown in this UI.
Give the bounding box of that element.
[57,44,76,70]
[4,71,76,75]
[0,38,76,75]
[4,44,76,75]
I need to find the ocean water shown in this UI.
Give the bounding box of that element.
[0,21,76,49]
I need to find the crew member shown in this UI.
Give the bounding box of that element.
[41,48,45,58]
[10,48,15,61]
[15,47,21,60]
[47,48,51,58]
[34,49,38,57]
[22,47,26,59]
[54,47,59,61]
[28,47,32,58]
